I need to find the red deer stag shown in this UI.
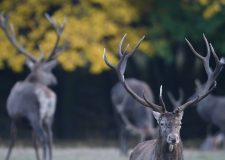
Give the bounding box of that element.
[0,13,66,160]
[111,78,157,155]
[103,34,224,160]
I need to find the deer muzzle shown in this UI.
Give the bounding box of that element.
[167,133,179,152]
[167,133,179,145]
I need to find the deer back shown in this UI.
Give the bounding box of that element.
[196,94,225,131]
[7,81,56,125]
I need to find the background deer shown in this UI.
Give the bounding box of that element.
[0,13,66,160]
[200,132,224,150]
[111,78,157,155]
[191,79,225,149]
[167,90,184,109]
[103,34,224,160]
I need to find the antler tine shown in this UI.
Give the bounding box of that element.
[45,13,67,61]
[168,89,184,110]
[178,89,184,104]
[185,38,204,61]
[103,34,164,113]
[210,44,219,63]
[185,35,212,76]
[128,35,145,58]
[143,91,164,112]
[206,43,225,85]
[203,34,211,60]
[0,12,37,62]
[119,34,127,57]
[202,34,213,76]
[159,85,166,112]
[103,48,116,70]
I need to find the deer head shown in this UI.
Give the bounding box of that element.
[103,34,225,151]
[26,59,58,85]
[153,110,183,151]
[0,13,67,86]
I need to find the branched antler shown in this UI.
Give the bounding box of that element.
[0,12,67,63]
[174,34,224,113]
[0,13,37,62]
[103,34,165,113]
[104,34,224,115]
[45,13,67,61]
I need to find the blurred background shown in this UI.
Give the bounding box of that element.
[0,0,225,146]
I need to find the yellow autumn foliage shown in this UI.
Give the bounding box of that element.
[197,0,225,19]
[0,0,153,74]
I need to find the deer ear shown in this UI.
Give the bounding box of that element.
[26,60,35,70]
[152,111,161,122]
[43,60,58,71]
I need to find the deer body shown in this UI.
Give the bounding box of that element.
[111,78,156,154]
[197,95,225,131]
[194,94,225,149]
[5,63,58,160]
[7,81,56,126]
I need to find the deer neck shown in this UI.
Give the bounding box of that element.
[25,73,42,85]
[154,136,183,160]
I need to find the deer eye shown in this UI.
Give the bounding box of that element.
[160,122,164,126]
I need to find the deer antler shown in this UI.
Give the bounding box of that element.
[45,13,67,61]
[103,34,165,113]
[0,12,67,63]
[174,34,225,113]
[0,13,37,62]
[167,89,184,108]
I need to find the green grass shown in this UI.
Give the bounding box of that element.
[0,147,224,160]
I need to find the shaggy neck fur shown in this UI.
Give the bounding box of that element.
[154,135,183,160]
[25,73,40,83]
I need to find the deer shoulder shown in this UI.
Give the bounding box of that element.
[130,140,157,160]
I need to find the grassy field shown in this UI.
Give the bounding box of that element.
[0,146,224,160]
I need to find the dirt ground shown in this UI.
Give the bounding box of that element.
[0,146,224,160]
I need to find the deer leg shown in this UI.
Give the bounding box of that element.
[119,127,128,156]
[47,129,53,160]
[5,122,17,160]
[206,124,213,136]
[220,132,225,149]
[32,131,40,160]
[43,122,53,160]
[31,122,48,160]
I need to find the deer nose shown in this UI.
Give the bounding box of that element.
[167,133,179,144]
